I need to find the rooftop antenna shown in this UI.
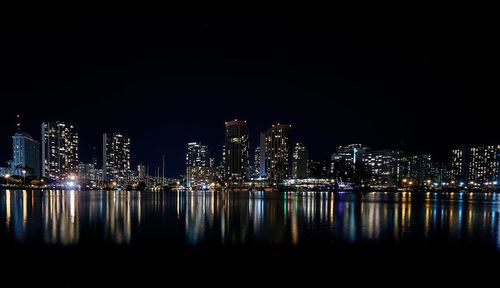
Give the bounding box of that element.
[16,114,21,131]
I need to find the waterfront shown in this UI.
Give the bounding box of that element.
[2,189,500,285]
[2,189,500,247]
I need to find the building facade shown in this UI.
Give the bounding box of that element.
[42,122,79,180]
[361,149,398,187]
[330,144,367,183]
[186,142,212,188]
[408,155,432,186]
[103,133,131,185]
[223,120,249,183]
[292,142,308,179]
[253,146,261,179]
[12,131,40,177]
[264,124,292,185]
[451,145,500,185]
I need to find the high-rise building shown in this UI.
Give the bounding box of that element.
[308,159,330,178]
[253,146,261,179]
[409,154,432,186]
[137,164,146,181]
[450,145,500,185]
[42,122,79,180]
[361,149,398,186]
[468,145,500,184]
[257,132,267,179]
[292,142,308,179]
[186,142,212,188]
[330,144,367,183]
[450,147,469,184]
[265,123,292,185]
[223,119,249,182]
[78,162,96,185]
[103,133,131,185]
[12,126,40,178]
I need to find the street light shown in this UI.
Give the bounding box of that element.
[22,170,26,186]
[4,174,10,186]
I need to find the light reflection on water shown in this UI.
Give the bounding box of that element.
[1,189,500,249]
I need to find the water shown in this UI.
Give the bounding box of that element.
[2,189,500,286]
[2,189,500,247]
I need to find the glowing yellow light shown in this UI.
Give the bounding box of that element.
[402,179,407,183]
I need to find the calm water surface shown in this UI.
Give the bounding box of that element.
[1,189,500,248]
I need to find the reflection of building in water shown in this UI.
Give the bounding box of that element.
[0,190,45,242]
[185,192,210,245]
[360,195,397,241]
[103,191,137,244]
[43,190,80,245]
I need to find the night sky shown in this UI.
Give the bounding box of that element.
[1,13,498,177]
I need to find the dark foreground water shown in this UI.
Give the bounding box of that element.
[2,189,500,286]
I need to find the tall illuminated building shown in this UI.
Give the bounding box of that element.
[223,119,249,182]
[12,116,40,177]
[409,154,432,186]
[361,149,399,186]
[103,132,131,185]
[450,145,500,185]
[468,145,500,184]
[450,147,469,184]
[292,142,308,179]
[186,142,212,188]
[265,123,292,185]
[137,164,146,181]
[42,121,79,180]
[330,144,367,183]
[253,146,261,178]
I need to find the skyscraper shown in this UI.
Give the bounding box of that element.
[186,142,212,188]
[253,146,261,179]
[258,132,267,179]
[409,154,432,186]
[265,123,292,185]
[42,122,79,180]
[450,147,469,184]
[330,144,367,183]
[292,142,308,179]
[468,145,500,184]
[12,130,40,178]
[223,119,249,183]
[361,149,398,186]
[137,164,146,181]
[103,133,131,185]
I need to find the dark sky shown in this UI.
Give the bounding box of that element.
[1,13,498,177]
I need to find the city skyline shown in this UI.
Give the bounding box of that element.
[3,115,500,180]
[1,16,498,177]
[3,115,500,190]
